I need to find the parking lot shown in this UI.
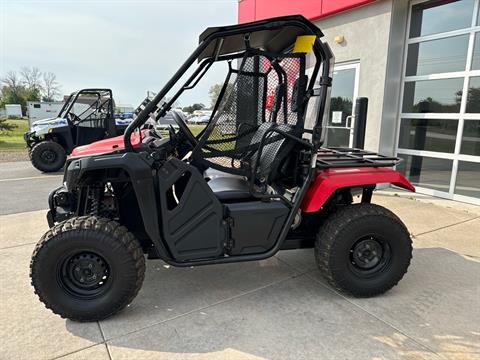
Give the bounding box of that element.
[1,160,479,360]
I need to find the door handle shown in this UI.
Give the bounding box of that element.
[346,115,354,129]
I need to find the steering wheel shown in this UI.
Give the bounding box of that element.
[171,111,198,148]
[68,112,81,124]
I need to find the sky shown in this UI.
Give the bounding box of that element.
[0,0,238,108]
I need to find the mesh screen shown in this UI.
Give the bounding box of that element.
[195,52,305,180]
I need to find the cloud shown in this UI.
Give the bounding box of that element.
[1,0,237,107]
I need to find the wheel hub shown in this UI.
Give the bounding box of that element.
[59,251,110,298]
[351,238,384,270]
[41,149,56,163]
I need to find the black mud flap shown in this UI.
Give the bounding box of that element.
[46,210,55,228]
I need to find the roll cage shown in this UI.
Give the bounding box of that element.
[58,88,114,124]
[125,15,334,153]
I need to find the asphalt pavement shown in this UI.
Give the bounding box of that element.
[0,161,63,215]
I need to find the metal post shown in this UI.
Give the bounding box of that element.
[353,97,368,149]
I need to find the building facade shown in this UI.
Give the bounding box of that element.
[238,0,480,205]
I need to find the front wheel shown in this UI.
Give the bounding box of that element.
[315,203,412,297]
[30,216,146,321]
[30,141,66,172]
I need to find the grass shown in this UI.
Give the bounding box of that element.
[0,120,207,152]
[158,124,206,138]
[0,118,29,152]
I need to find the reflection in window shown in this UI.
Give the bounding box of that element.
[466,77,480,113]
[410,0,475,38]
[472,34,480,70]
[455,161,480,198]
[402,78,463,113]
[397,154,452,192]
[329,68,355,127]
[406,35,469,76]
[399,118,458,153]
[461,120,480,156]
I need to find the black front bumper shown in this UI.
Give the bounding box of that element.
[47,185,74,227]
[24,131,37,149]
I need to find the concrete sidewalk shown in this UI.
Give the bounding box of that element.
[0,193,479,360]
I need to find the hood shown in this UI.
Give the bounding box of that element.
[30,117,69,136]
[32,117,68,127]
[71,131,144,157]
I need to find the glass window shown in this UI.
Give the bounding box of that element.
[406,35,469,76]
[472,33,480,70]
[410,0,475,38]
[455,161,480,198]
[461,120,480,155]
[397,154,452,192]
[399,118,458,153]
[466,77,480,113]
[402,78,463,113]
[329,68,355,127]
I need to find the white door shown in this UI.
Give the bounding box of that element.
[325,62,360,148]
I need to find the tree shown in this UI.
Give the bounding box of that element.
[1,70,42,115]
[1,71,23,104]
[209,83,223,108]
[20,66,43,93]
[0,118,17,132]
[182,103,205,114]
[42,72,61,102]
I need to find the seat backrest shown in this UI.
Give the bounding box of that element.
[192,52,306,182]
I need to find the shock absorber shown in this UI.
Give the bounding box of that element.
[88,185,102,216]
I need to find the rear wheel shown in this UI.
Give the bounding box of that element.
[315,203,412,297]
[30,141,66,172]
[30,216,146,321]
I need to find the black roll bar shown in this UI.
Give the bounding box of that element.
[124,17,333,151]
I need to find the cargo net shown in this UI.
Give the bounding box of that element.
[194,52,305,179]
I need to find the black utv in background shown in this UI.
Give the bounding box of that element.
[24,89,131,172]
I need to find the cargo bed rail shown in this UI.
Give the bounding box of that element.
[316,147,401,169]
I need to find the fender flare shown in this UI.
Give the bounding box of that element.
[65,152,170,258]
[301,167,415,213]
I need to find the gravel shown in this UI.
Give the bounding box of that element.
[0,151,29,163]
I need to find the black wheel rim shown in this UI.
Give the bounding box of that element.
[41,149,56,163]
[58,251,111,299]
[349,236,391,276]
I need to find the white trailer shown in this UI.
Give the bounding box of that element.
[27,101,64,125]
[5,104,23,118]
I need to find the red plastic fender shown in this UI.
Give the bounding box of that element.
[301,167,415,213]
[71,131,144,157]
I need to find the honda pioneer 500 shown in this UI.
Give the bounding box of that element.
[24,88,131,172]
[30,16,415,322]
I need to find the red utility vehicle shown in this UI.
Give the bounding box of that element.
[30,16,414,321]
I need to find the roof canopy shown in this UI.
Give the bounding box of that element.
[198,15,324,61]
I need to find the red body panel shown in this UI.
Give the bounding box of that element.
[301,167,415,213]
[71,131,143,157]
[238,0,376,23]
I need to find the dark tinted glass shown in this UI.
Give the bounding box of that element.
[455,161,480,198]
[397,154,452,192]
[406,35,469,76]
[329,68,355,127]
[402,78,463,113]
[410,0,475,38]
[399,118,458,153]
[466,77,480,113]
[472,33,480,70]
[461,120,480,155]
[326,128,350,147]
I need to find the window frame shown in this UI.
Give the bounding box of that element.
[396,0,480,205]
